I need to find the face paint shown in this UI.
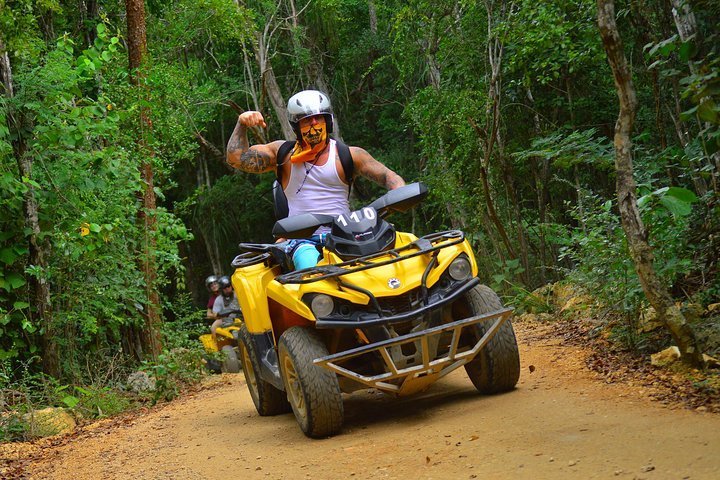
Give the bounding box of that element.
[299,116,327,147]
[290,115,330,164]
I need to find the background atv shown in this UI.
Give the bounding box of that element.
[199,308,243,374]
[231,183,520,438]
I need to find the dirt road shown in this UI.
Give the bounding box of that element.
[11,322,720,479]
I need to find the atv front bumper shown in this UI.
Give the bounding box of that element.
[313,307,512,396]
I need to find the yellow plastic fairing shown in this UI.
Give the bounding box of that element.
[231,230,478,333]
[232,262,279,334]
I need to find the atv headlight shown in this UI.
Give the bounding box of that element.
[310,294,335,318]
[448,256,472,281]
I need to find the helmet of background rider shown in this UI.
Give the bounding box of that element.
[217,276,232,296]
[286,90,334,139]
[205,275,219,291]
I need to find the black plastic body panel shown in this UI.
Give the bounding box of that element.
[251,331,285,391]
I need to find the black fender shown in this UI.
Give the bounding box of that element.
[251,331,285,391]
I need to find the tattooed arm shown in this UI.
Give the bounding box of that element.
[350,146,406,190]
[226,111,283,173]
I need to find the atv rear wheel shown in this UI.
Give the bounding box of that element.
[279,327,343,438]
[237,324,291,416]
[221,345,240,373]
[461,284,520,394]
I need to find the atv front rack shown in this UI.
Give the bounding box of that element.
[276,230,465,285]
[314,307,512,396]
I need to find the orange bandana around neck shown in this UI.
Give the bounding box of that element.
[290,117,329,163]
[290,138,328,164]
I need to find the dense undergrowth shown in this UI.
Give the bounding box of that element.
[0,303,209,443]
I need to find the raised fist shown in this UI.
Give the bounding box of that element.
[239,111,267,128]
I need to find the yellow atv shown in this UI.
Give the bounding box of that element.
[199,308,243,374]
[231,183,520,438]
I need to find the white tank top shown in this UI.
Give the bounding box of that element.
[284,139,350,217]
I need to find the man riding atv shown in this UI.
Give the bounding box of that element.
[210,276,241,342]
[226,91,520,438]
[226,90,405,269]
[200,276,243,374]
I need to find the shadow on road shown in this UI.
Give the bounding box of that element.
[341,379,514,430]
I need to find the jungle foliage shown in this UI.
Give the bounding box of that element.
[0,0,718,435]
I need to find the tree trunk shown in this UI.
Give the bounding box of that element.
[526,85,549,283]
[1,40,60,377]
[253,30,294,139]
[628,3,673,181]
[467,2,517,262]
[670,0,698,53]
[368,0,378,34]
[468,114,516,260]
[597,0,703,367]
[126,0,162,360]
[1,49,14,97]
[285,0,340,139]
[666,77,709,195]
[37,9,55,43]
[196,153,223,275]
[80,0,100,47]
[670,0,720,193]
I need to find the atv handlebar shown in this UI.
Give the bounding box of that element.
[271,182,428,239]
[216,308,241,318]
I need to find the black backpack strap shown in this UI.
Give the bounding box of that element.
[272,180,289,220]
[273,140,295,220]
[335,140,354,198]
[275,140,296,186]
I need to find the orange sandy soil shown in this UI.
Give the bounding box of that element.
[3,320,719,480]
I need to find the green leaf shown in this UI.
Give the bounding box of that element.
[13,301,30,310]
[660,195,693,217]
[89,223,102,233]
[21,318,36,333]
[695,83,720,100]
[681,105,699,121]
[678,40,696,63]
[0,248,18,264]
[664,187,697,203]
[659,42,676,57]
[5,273,26,291]
[62,395,81,408]
[697,100,719,124]
[97,23,107,35]
[708,135,720,155]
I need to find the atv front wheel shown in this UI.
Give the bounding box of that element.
[461,284,520,394]
[279,327,343,438]
[237,324,291,416]
[221,345,240,373]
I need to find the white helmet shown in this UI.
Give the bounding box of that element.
[286,90,334,135]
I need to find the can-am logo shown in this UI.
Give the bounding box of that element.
[354,230,373,240]
[387,278,401,289]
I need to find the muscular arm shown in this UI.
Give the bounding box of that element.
[226,112,283,173]
[350,146,406,190]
